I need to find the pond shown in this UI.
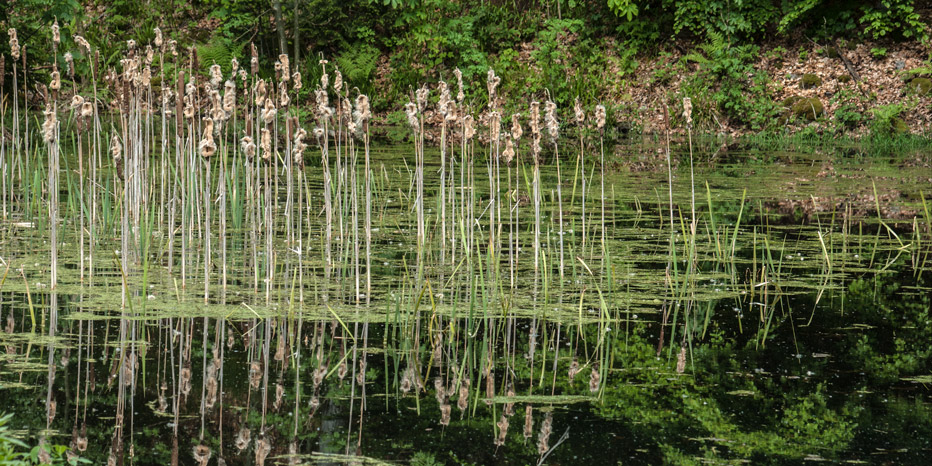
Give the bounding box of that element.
[1,129,931,465]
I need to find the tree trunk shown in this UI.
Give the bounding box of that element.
[272,0,287,55]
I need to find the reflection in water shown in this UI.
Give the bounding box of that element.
[0,137,930,465]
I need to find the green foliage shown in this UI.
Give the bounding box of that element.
[869,102,909,136]
[860,0,928,41]
[0,414,87,465]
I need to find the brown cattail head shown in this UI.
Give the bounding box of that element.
[0,55,5,88]
[209,64,222,89]
[537,412,553,454]
[502,136,514,164]
[250,43,258,74]
[64,52,74,78]
[9,28,20,60]
[255,79,268,106]
[145,45,154,66]
[405,102,419,131]
[277,53,290,81]
[682,97,693,128]
[168,39,177,57]
[222,80,235,116]
[589,367,601,392]
[260,128,272,162]
[463,114,476,141]
[594,104,606,134]
[544,100,559,144]
[292,71,302,90]
[41,104,57,143]
[110,134,122,162]
[315,88,331,119]
[192,445,211,466]
[73,34,90,55]
[51,20,60,49]
[495,414,509,446]
[415,85,428,113]
[333,69,343,94]
[198,120,216,158]
[231,56,239,75]
[676,346,687,373]
[279,80,290,107]
[523,405,533,439]
[437,80,450,117]
[453,68,464,102]
[489,110,501,145]
[235,427,251,451]
[486,68,501,109]
[574,97,585,125]
[154,27,163,50]
[49,66,61,92]
[240,135,256,160]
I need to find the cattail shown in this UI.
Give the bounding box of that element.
[415,85,429,113]
[255,438,271,466]
[463,114,476,141]
[400,366,415,394]
[145,45,154,65]
[276,54,290,81]
[438,80,451,117]
[168,39,177,56]
[439,402,451,426]
[75,426,88,452]
[537,412,553,454]
[523,406,533,439]
[273,383,284,410]
[260,128,272,162]
[126,39,136,51]
[199,122,216,158]
[594,104,606,134]
[313,127,325,143]
[50,68,61,92]
[64,52,74,78]
[444,100,458,123]
[502,136,515,164]
[292,71,302,90]
[47,399,57,425]
[261,98,277,124]
[279,81,290,107]
[495,414,509,446]
[51,20,60,48]
[8,29,20,60]
[209,64,222,89]
[73,34,90,55]
[333,69,343,94]
[682,97,693,128]
[511,113,523,140]
[676,346,687,373]
[404,102,419,131]
[250,43,258,74]
[457,379,470,411]
[180,366,192,396]
[239,69,247,82]
[192,445,211,466]
[41,105,57,143]
[489,111,501,145]
[320,61,329,89]
[70,94,85,110]
[568,359,580,382]
[141,65,151,87]
[453,68,464,102]
[235,427,251,451]
[249,361,262,389]
[574,97,585,125]
[80,101,93,118]
[223,80,235,117]
[255,79,268,106]
[486,68,501,109]
[154,27,163,49]
[353,94,370,136]
[589,367,601,392]
[504,384,516,416]
[434,377,446,404]
[315,88,331,119]
[241,136,256,160]
[293,127,307,166]
[529,101,541,157]
[544,100,559,144]
[0,55,5,88]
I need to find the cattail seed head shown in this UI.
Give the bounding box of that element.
[495,414,510,446]
[315,88,331,119]
[353,94,370,122]
[126,39,136,51]
[240,136,256,160]
[235,427,251,451]
[230,57,239,75]
[261,96,277,124]
[192,445,211,466]
[279,81,290,107]
[574,97,585,125]
[682,97,693,128]
[222,80,235,117]
[333,69,343,94]
[523,405,533,439]
[255,79,268,106]
[545,100,559,144]
[502,136,514,164]
[277,54,290,80]
[209,64,222,89]
[437,80,450,117]
[260,128,272,162]
[463,114,476,141]
[64,52,74,78]
[153,27,163,49]
[51,20,60,48]
[42,104,57,143]
[80,101,94,118]
[589,367,601,392]
[594,104,606,132]
[145,45,154,65]
[250,43,258,74]
[70,94,85,110]
[8,29,20,60]
[415,85,428,114]
[537,412,553,454]
[676,346,687,373]
[489,111,501,145]
[110,134,122,162]
[73,34,90,55]
[50,68,61,92]
[292,71,302,90]
[510,113,523,140]
[486,68,501,109]
[405,102,419,131]
[168,40,177,56]
[453,68,464,102]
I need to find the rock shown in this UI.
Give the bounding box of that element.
[895,60,906,70]
[801,73,821,89]
[788,97,824,120]
[907,77,931,96]
[837,75,852,83]
[788,73,800,81]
